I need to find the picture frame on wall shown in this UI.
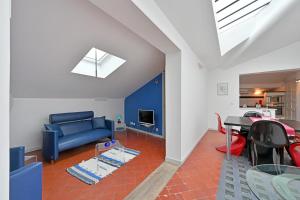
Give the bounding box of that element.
[217,82,228,96]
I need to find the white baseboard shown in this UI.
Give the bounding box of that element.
[165,130,210,166]
[126,127,164,139]
[165,157,182,166]
[180,129,209,163]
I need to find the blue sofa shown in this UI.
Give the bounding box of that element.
[43,111,114,162]
[10,146,42,200]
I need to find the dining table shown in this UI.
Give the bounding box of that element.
[223,116,300,160]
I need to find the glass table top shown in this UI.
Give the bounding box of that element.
[94,140,126,174]
[246,164,300,200]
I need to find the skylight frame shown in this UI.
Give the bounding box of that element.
[71,47,126,79]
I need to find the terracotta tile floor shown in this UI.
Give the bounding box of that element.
[156,130,226,200]
[30,130,165,200]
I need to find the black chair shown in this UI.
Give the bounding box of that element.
[248,120,290,166]
[241,112,262,157]
[240,111,262,135]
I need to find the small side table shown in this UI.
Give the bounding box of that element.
[25,155,38,165]
[115,122,126,132]
[94,140,126,174]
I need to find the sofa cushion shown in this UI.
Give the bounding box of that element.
[44,124,64,137]
[58,129,112,151]
[59,120,93,136]
[92,116,106,129]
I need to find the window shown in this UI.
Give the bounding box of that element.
[213,0,272,32]
[72,47,126,78]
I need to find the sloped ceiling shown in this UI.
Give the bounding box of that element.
[153,0,300,69]
[235,0,300,66]
[11,0,166,98]
[153,0,221,68]
[89,0,178,55]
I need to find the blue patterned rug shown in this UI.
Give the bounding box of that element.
[67,147,140,185]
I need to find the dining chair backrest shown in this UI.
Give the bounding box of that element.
[241,112,262,135]
[249,120,289,148]
[215,113,225,133]
[243,111,262,118]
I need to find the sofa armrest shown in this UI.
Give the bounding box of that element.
[10,146,25,172]
[10,162,42,200]
[43,130,59,161]
[105,120,115,138]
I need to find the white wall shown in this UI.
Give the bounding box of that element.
[165,52,181,161]
[0,0,10,199]
[208,41,300,129]
[10,98,124,152]
[181,50,208,161]
[132,0,208,162]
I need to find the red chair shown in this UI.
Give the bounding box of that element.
[215,113,246,156]
[289,142,300,167]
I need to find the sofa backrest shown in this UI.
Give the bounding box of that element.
[49,111,94,124]
[49,111,94,136]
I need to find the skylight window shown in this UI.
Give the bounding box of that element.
[213,0,271,32]
[72,47,126,78]
[212,0,272,55]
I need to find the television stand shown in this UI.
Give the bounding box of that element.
[140,123,154,128]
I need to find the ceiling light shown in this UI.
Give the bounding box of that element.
[254,89,262,95]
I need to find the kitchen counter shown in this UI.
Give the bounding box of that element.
[238,107,276,118]
[239,107,277,110]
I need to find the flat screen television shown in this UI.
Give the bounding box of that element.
[138,109,155,126]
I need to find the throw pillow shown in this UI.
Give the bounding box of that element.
[44,124,64,137]
[92,116,106,129]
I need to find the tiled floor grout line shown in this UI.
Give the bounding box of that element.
[156,131,225,200]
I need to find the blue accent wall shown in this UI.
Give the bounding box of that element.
[125,73,163,136]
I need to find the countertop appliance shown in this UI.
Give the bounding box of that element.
[265,92,285,118]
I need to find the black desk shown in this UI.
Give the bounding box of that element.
[223,116,300,160]
[224,116,252,127]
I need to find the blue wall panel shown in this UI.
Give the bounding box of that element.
[125,73,163,136]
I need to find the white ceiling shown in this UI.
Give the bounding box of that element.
[10,0,167,98]
[234,0,300,66]
[153,0,300,69]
